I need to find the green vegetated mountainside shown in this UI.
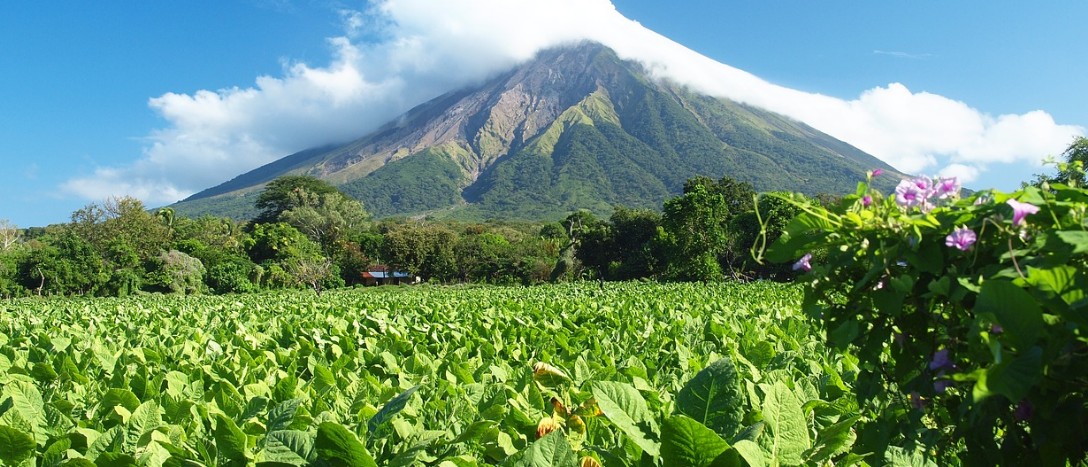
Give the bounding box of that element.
[173,42,903,221]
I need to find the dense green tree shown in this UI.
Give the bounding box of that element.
[243,222,332,290]
[382,224,458,282]
[454,232,512,282]
[74,197,172,265]
[280,188,369,252]
[0,246,27,298]
[146,250,206,294]
[254,175,340,224]
[608,206,662,279]
[20,229,108,296]
[205,258,259,294]
[245,223,322,265]
[660,184,730,281]
[173,216,246,254]
[683,175,756,214]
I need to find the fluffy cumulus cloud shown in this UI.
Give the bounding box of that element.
[61,0,1083,204]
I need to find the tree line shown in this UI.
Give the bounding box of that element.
[0,173,807,298]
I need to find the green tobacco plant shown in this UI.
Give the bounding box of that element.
[760,169,1088,464]
[2,281,856,466]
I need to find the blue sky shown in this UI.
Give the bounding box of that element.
[1,1,1084,228]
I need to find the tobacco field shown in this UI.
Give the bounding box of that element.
[0,282,866,466]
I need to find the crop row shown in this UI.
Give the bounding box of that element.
[0,282,865,466]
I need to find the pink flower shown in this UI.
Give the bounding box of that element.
[1006,199,1040,226]
[792,253,813,272]
[934,177,960,199]
[862,195,873,207]
[895,180,925,208]
[872,168,884,177]
[912,176,934,194]
[945,226,977,251]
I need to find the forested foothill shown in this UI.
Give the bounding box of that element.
[0,173,808,299]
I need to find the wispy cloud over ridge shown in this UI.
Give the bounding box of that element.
[60,0,1083,203]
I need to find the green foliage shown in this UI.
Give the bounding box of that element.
[675,357,744,438]
[279,186,370,252]
[20,229,108,295]
[255,175,341,224]
[245,222,322,265]
[661,184,730,281]
[340,148,468,218]
[205,257,259,294]
[381,223,458,282]
[146,249,206,294]
[0,281,857,465]
[763,172,1088,464]
[71,197,171,267]
[0,242,28,298]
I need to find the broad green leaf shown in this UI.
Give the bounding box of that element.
[214,414,249,464]
[762,382,809,465]
[1027,266,1085,308]
[137,440,172,467]
[164,371,190,398]
[452,420,499,445]
[978,347,1043,402]
[1055,230,1088,254]
[123,401,163,452]
[884,446,936,467]
[974,280,1043,350]
[213,382,246,419]
[42,437,73,467]
[501,431,578,467]
[315,422,377,467]
[87,426,123,460]
[676,357,745,438]
[732,439,766,467]
[590,381,659,457]
[661,415,738,467]
[260,430,316,465]
[1,380,47,431]
[311,364,338,395]
[266,399,302,433]
[94,452,138,467]
[0,425,36,465]
[367,385,419,436]
[806,416,858,463]
[98,389,141,418]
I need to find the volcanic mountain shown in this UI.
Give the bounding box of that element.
[172,42,902,220]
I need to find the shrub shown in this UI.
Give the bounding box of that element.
[761,171,1088,464]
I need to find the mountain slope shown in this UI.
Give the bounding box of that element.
[173,42,903,221]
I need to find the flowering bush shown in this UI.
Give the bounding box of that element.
[758,171,1088,464]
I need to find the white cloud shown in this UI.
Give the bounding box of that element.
[61,0,1084,204]
[938,163,982,184]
